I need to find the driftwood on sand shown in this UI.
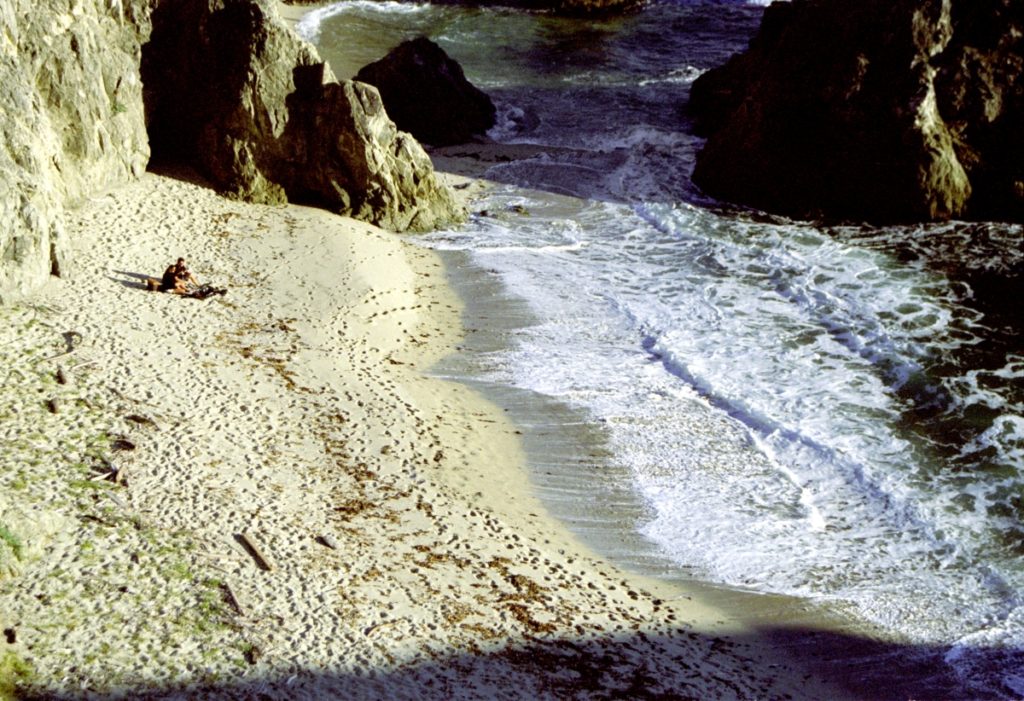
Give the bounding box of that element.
[236,532,275,572]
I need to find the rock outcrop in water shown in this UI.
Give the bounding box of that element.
[355,38,497,147]
[690,0,1024,224]
[1,0,462,302]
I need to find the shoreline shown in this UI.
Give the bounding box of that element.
[273,2,868,693]
[0,169,854,699]
[0,2,947,699]
[277,2,965,696]
[424,205,959,701]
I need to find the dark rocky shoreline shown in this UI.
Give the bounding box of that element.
[689,0,1024,225]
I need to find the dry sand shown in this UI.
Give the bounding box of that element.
[0,166,857,699]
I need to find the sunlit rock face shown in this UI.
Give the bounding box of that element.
[0,0,150,302]
[690,0,1024,224]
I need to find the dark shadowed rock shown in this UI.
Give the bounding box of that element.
[535,0,643,16]
[355,37,496,147]
[142,0,463,232]
[689,0,1024,224]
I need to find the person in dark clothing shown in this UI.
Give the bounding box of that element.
[160,257,198,293]
[146,258,226,299]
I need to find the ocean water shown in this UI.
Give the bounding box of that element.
[299,2,1024,697]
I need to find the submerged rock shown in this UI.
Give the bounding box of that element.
[143,0,463,232]
[689,0,1024,224]
[355,37,497,147]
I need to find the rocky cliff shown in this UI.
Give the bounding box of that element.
[143,0,462,232]
[689,0,1024,224]
[1,0,463,303]
[0,0,150,302]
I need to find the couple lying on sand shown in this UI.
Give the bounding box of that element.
[146,258,227,299]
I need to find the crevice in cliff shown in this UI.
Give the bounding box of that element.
[141,1,257,171]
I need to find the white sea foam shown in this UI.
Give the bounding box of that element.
[294,2,338,41]
[423,183,1024,677]
[312,0,1024,694]
[946,604,1024,699]
[637,65,706,86]
[295,0,430,42]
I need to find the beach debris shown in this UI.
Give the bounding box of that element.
[88,469,118,484]
[62,330,82,354]
[110,437,136,452]
[236,532,275,571]
[221,580,246,617]
[87,454,124,485]
[124,414,159,430]
[317,534,340,550]
[70,359,98,373]
[363,619,402,637]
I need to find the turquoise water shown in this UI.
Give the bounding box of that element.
[301,2,1024,697]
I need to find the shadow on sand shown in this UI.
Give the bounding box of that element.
[109,269,155,291]
[18,624,990,700]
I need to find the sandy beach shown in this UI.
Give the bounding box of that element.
[0,156,867,699]
[0,2,890,699]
